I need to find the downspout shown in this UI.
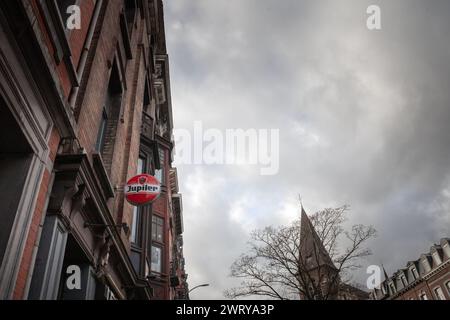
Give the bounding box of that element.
[68,0,103,108]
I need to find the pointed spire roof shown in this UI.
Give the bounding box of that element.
[300,205,337,271]
[382,264,389,281]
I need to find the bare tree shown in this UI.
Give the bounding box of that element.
[224,205,376,300]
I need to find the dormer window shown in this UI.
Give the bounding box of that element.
[411,267,419,280]
[443,243,450,258]
[400,275,407,287]
[422,258,431,272]
[432,252,442,265]
[389,283,396,294]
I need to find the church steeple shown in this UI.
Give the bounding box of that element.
[299,205,337,271]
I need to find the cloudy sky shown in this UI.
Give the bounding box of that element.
[164,0,450,299]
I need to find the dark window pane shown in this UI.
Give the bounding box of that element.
[95,108,108,152]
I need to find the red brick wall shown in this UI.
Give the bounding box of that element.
[30,0,72,98]
[13,127,61,299]
[69,0,96,69]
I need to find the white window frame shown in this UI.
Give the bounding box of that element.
[434,286,445,300]
[432,252,442,265]
[419,292,428,300]
[411,267,419,280]
[401,275,408,287]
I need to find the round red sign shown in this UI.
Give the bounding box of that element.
[125,174,161,206]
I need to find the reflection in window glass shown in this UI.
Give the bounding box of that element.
[151,246,162,273]
[152,216,164,243]
[155,148,165,184]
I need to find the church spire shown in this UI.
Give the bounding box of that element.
[382,264,389,281]
[299,205,336,270]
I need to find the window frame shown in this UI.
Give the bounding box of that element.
[411,267,419,280]
[151,244,163,274]
[95,107,108,153]
[152,215,165,244]
[400,275,408,288]
[432,252,442,265]
[433,286,445,300]
[155,147,166,185]
[446,281,450,295]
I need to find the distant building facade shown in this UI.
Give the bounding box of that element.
[0,0,187,300]
[370,238,450,300]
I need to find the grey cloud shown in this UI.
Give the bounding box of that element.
[165,0,450,298]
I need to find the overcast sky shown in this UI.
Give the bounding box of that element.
[164,0,450,299]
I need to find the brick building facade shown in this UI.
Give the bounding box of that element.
[0,0,187,300]
[370,238,450,300]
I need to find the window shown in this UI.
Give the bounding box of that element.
[381,284,387,295]
[96,59,123,162]
[446,281,450,295]
[155,148,166,185]
[432,252,442,265]
[401,275,408,287]
[130,157,145,244]
[152,216,164,243]
[389,283,396,294]
[130,207,141,244]
[434,287,445,300]
[0,100,33,274]
[419,292,428,300]
[151,245,162,273]
[105,286,117,301]
[95,108,108,152]
[422,258,431,272]
[411,267,419,280]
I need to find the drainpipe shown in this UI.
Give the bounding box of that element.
[69,0,104,109]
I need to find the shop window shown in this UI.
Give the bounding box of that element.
[58,235,96,300]
[0,100,33,268]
